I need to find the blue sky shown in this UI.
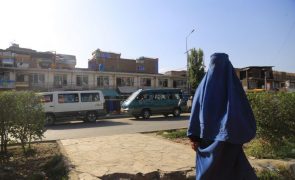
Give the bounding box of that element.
[0,0,294,73]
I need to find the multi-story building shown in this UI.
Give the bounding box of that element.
[1,44,76,69]
[88,49,158,74]
[0,66,187,93]
[0,46,187,93]
[236,66,295,91]
[1,45,294,94]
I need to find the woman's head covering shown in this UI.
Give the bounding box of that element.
[188,53,256,144]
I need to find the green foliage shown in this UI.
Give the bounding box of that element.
[244,138,295,159]
[188,48,205,94]
[0,91,46,155]
[44,154,68,180]
[157,129,187,139]
[0,91,17,154]
[257,166,295,180]
[257,169,281,180]
[246,92,295,159]
[247,92,295,146]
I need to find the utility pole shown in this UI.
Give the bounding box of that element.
[186,29,195,94]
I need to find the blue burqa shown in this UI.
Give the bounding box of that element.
[187,53,257,180]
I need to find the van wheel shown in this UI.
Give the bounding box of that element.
[45,114,55,126]
[142,109,150,119]
[85,112,97,122]
[173,108,181,117]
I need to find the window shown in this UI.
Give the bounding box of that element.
[141,93,154,100]
[54,74,67,87]
[137,65,145,71]
[16,73,26,82]
[97,76,109,87]
[173,80,186,88]
[116,77,134,86]
[76,75,88,86]
[29,73,45,84]
[58,93,79,103]
[158,79,168,87]
[173,93,181,100]
[81,93,100,102]
[154,93,167,100]
[140,78,151,87]
[0,72,10,81]
[41,94,53,103]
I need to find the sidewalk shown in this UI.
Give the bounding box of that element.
[59,133,196,180]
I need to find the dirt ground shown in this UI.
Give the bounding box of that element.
[0,133,189,180]
[147,132,191,146]
[0,142,67,180]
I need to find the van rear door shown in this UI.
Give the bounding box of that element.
[41,93,54,113]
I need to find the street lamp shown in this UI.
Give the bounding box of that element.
[186,29,195,94]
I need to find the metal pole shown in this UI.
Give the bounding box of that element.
[186,29,195,94]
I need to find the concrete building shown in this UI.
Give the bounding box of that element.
[236,66,295,91]
[0,66,187,93]
[0,44,76,70]
[88,49,158,74]
[1,45,294,94]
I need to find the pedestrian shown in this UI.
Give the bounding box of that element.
[187,53,257,180]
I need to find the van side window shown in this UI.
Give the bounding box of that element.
[41,95,53,103]
[58,93,79,103]
[154,93,167,100]
[81,93,100,102]
[174,93,180,100]
[168,93,173,100]
[142,93,153,100]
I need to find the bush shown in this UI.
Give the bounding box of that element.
[247,92,295,159]
[0,91,17,154]
[44,154,68,179]
[0,91,46,155]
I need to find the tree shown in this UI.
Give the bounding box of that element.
[188,48,205,94]
[0,91,17,155]
[11,91,46,154]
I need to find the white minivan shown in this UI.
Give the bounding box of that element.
[38,90,106,125]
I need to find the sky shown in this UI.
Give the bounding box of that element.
[0,0,294,73]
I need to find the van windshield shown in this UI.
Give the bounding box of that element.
[125,89,141,103]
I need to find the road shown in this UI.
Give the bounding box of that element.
[44,113,190,140]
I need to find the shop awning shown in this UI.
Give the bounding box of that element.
[99,89,119,97]
[117,86,138,94]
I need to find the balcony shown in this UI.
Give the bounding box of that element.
[15,81,29,88]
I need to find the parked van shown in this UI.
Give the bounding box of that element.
[121,88,186,119]
[38,90,106,125]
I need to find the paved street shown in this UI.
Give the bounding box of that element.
[44,113,190,140]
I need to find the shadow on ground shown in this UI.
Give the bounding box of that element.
[46,120,130,130]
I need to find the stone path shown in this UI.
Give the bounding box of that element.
[60,133,196,180]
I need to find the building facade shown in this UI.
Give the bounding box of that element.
[1,45,294,94]
[0,66,187,93]
[0,46,186,93]
[0,44,76,70]
[236,66,295,91]
[88,49,158,74]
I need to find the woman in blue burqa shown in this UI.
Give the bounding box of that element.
[187,53,257,180]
